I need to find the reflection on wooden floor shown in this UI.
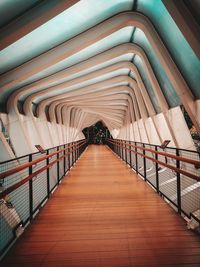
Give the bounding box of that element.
[2,145,200,267]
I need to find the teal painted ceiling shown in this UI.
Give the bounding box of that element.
[20,53,134,102]
[0,0,40,28]
[0,0,134,74]
[34,69,130,103]
[19,26,134,87]
[0,0,199,118]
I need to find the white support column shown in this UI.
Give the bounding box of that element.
[8,112,33,156]
[133,122,141,142]
[153,113,176,147]
[129,123,135,141]
[166,106,196,150]
[144,117,161,145]
[35,117,54,149]
[137,119,149,143]
[196,99,200,128]
[0,132,15,162]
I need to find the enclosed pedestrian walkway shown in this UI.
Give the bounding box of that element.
[1,145,200,267]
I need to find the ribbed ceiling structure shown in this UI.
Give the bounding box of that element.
[0,0,200,153]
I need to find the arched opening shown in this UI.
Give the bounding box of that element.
[82,121,111,144]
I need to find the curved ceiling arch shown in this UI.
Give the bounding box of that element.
[0,3,199,136]
[35,76,146,120]
[55,92,133,126]
[56,92,133,120]
[53,85,138,127]
[64,105,125,130]
[40,81,144,132]
[1,11,197,131]
[22,61,157,116]
[8,43,159,115]
[0,11,192,103]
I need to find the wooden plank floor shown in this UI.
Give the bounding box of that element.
[1,145,200,267]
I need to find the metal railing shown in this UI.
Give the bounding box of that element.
[0,139,88,258]
[106,138,200,226]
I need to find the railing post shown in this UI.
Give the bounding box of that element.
[129,141,132,168]
[79,142,81,155]
[46,150,50,197]
[176,149,181,214]
[77,142,79,159]
[72,142,75,165]
[77,142,78,161]
[63,145,66,174]
[71,142,74,165]
[29,154,33,221]
[121,140,124,160]
[76,142,78,159]
[117,141,119,156]
[122,140,126,161]
[75,142,77,163]
[135,142,138,174]
[155,146,159,193]
[79,142,81,157]
[68,144,71,170]
[125,141,127,164]
[57,146,60,184]
[75,142,77,162]
[143,144,146,181]
[73,142,75,163]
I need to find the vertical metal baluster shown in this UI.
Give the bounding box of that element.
[129,141,132,168]
[121,140,124,160]
[46,150,50,197]
[57,146,60,184]
[29,154,33,221]
[63,145,66,175]
[135,142,138,174]
[125,141,127,164]
[76,142,78,162]
[176,149,181,214]
[68,144,71,170]
[143,144,146,181]
[72,142,74,165]
[155,146,159,193]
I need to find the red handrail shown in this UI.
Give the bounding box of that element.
[108,139,200,166]
[0,140,85,180]
[0,141,86,199]
[107,139,200,181]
